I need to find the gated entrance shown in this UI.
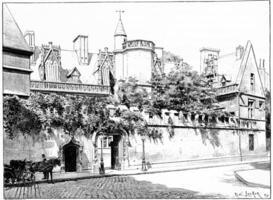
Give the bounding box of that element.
[64,144,77,172]
[110,135,122,169]
[60,137,83,172]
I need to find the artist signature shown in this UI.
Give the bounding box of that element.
[235,191,270,198]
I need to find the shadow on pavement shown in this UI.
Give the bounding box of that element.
[250,162,270,171]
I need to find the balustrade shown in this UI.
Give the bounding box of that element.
[30,80,110,95]
[216,84,238,95]
[123,40,155,50]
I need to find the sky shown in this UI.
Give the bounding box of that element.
[6,1,270,72]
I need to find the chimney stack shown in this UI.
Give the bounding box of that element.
[236,45,244,60]
[48,41,53,48]
[24,30,35,49]
[73,35,89,65]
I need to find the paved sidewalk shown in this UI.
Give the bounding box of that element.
[5,155,269,187]
[235,169,270,188]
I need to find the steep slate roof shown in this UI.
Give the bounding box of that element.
[114,16,126,36]
[217,41,265,96]
[3,5,32,53]
[60,50,97,84]
[30,48,100,85]
[218,52,242,83]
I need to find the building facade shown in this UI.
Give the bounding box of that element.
[3,8,268,173]
[200,41,267,154]
[3,5,33,97]
[28,35,110,96]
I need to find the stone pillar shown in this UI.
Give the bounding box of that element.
[121,136,128,169]
[77,146,83,172]
[92,145,99,174]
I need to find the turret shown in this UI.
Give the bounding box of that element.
[200,47,220,76]
[114,11,127,51]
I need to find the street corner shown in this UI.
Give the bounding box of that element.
[234,169,270,189]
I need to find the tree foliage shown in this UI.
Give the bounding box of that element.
[3,92,151,141]
[117,77,150,111]
[150,65,219,114]
[4,65,230,145]
[265,90,271,139]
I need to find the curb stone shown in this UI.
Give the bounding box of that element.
[234,170,270,189]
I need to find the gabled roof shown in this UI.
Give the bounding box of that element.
[218,52,241,83]
[3,5,32,53]
[114,16,126,36]
[236,41,265,97]
[31,48,99,85]
[93,50,114,74]
[67,67,81,77]
[217,41,265,97]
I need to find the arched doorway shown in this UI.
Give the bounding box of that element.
[64,145,77,172]
[110,135,122,169]
[60,137,82,172]
[92,128,129,172]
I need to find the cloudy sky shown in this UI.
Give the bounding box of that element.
[6,1,270,72]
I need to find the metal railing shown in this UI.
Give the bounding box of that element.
[30,80,110,95]
[216,84,238,95]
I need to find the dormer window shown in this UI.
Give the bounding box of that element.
[250,73,255,91]
[67,67,81,83]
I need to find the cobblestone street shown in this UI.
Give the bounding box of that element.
[4,176,218,199]
[4,163,270,199]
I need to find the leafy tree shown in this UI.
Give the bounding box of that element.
[117,77,150,111]
[265,90,271,150]
[3,95,42,139]
[150,65,219,114]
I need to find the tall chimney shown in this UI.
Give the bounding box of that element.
[48,41,53,48]
[236,45,244,60]
[24,30,35,49]
[73,35,89,65]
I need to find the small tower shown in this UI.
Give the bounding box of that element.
[200,47,220,87]
[200,47,220,76]
[114,10,127,51]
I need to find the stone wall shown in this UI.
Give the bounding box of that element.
[127,127,266,166]
[4,110,266,171]
[3,130,94,171]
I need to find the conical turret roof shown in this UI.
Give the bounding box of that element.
[114,16,126,36]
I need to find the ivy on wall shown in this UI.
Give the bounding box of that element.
[4,65,235,146]
[3,93,153,142]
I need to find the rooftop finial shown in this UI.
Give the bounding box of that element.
[114,10,126,36]
[116,10,124,20]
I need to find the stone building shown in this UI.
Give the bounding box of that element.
[3,8,268,173]
[113,13,173,85]
[3,5,33,97]
[28,34,111,96]
[200,41,267,153]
